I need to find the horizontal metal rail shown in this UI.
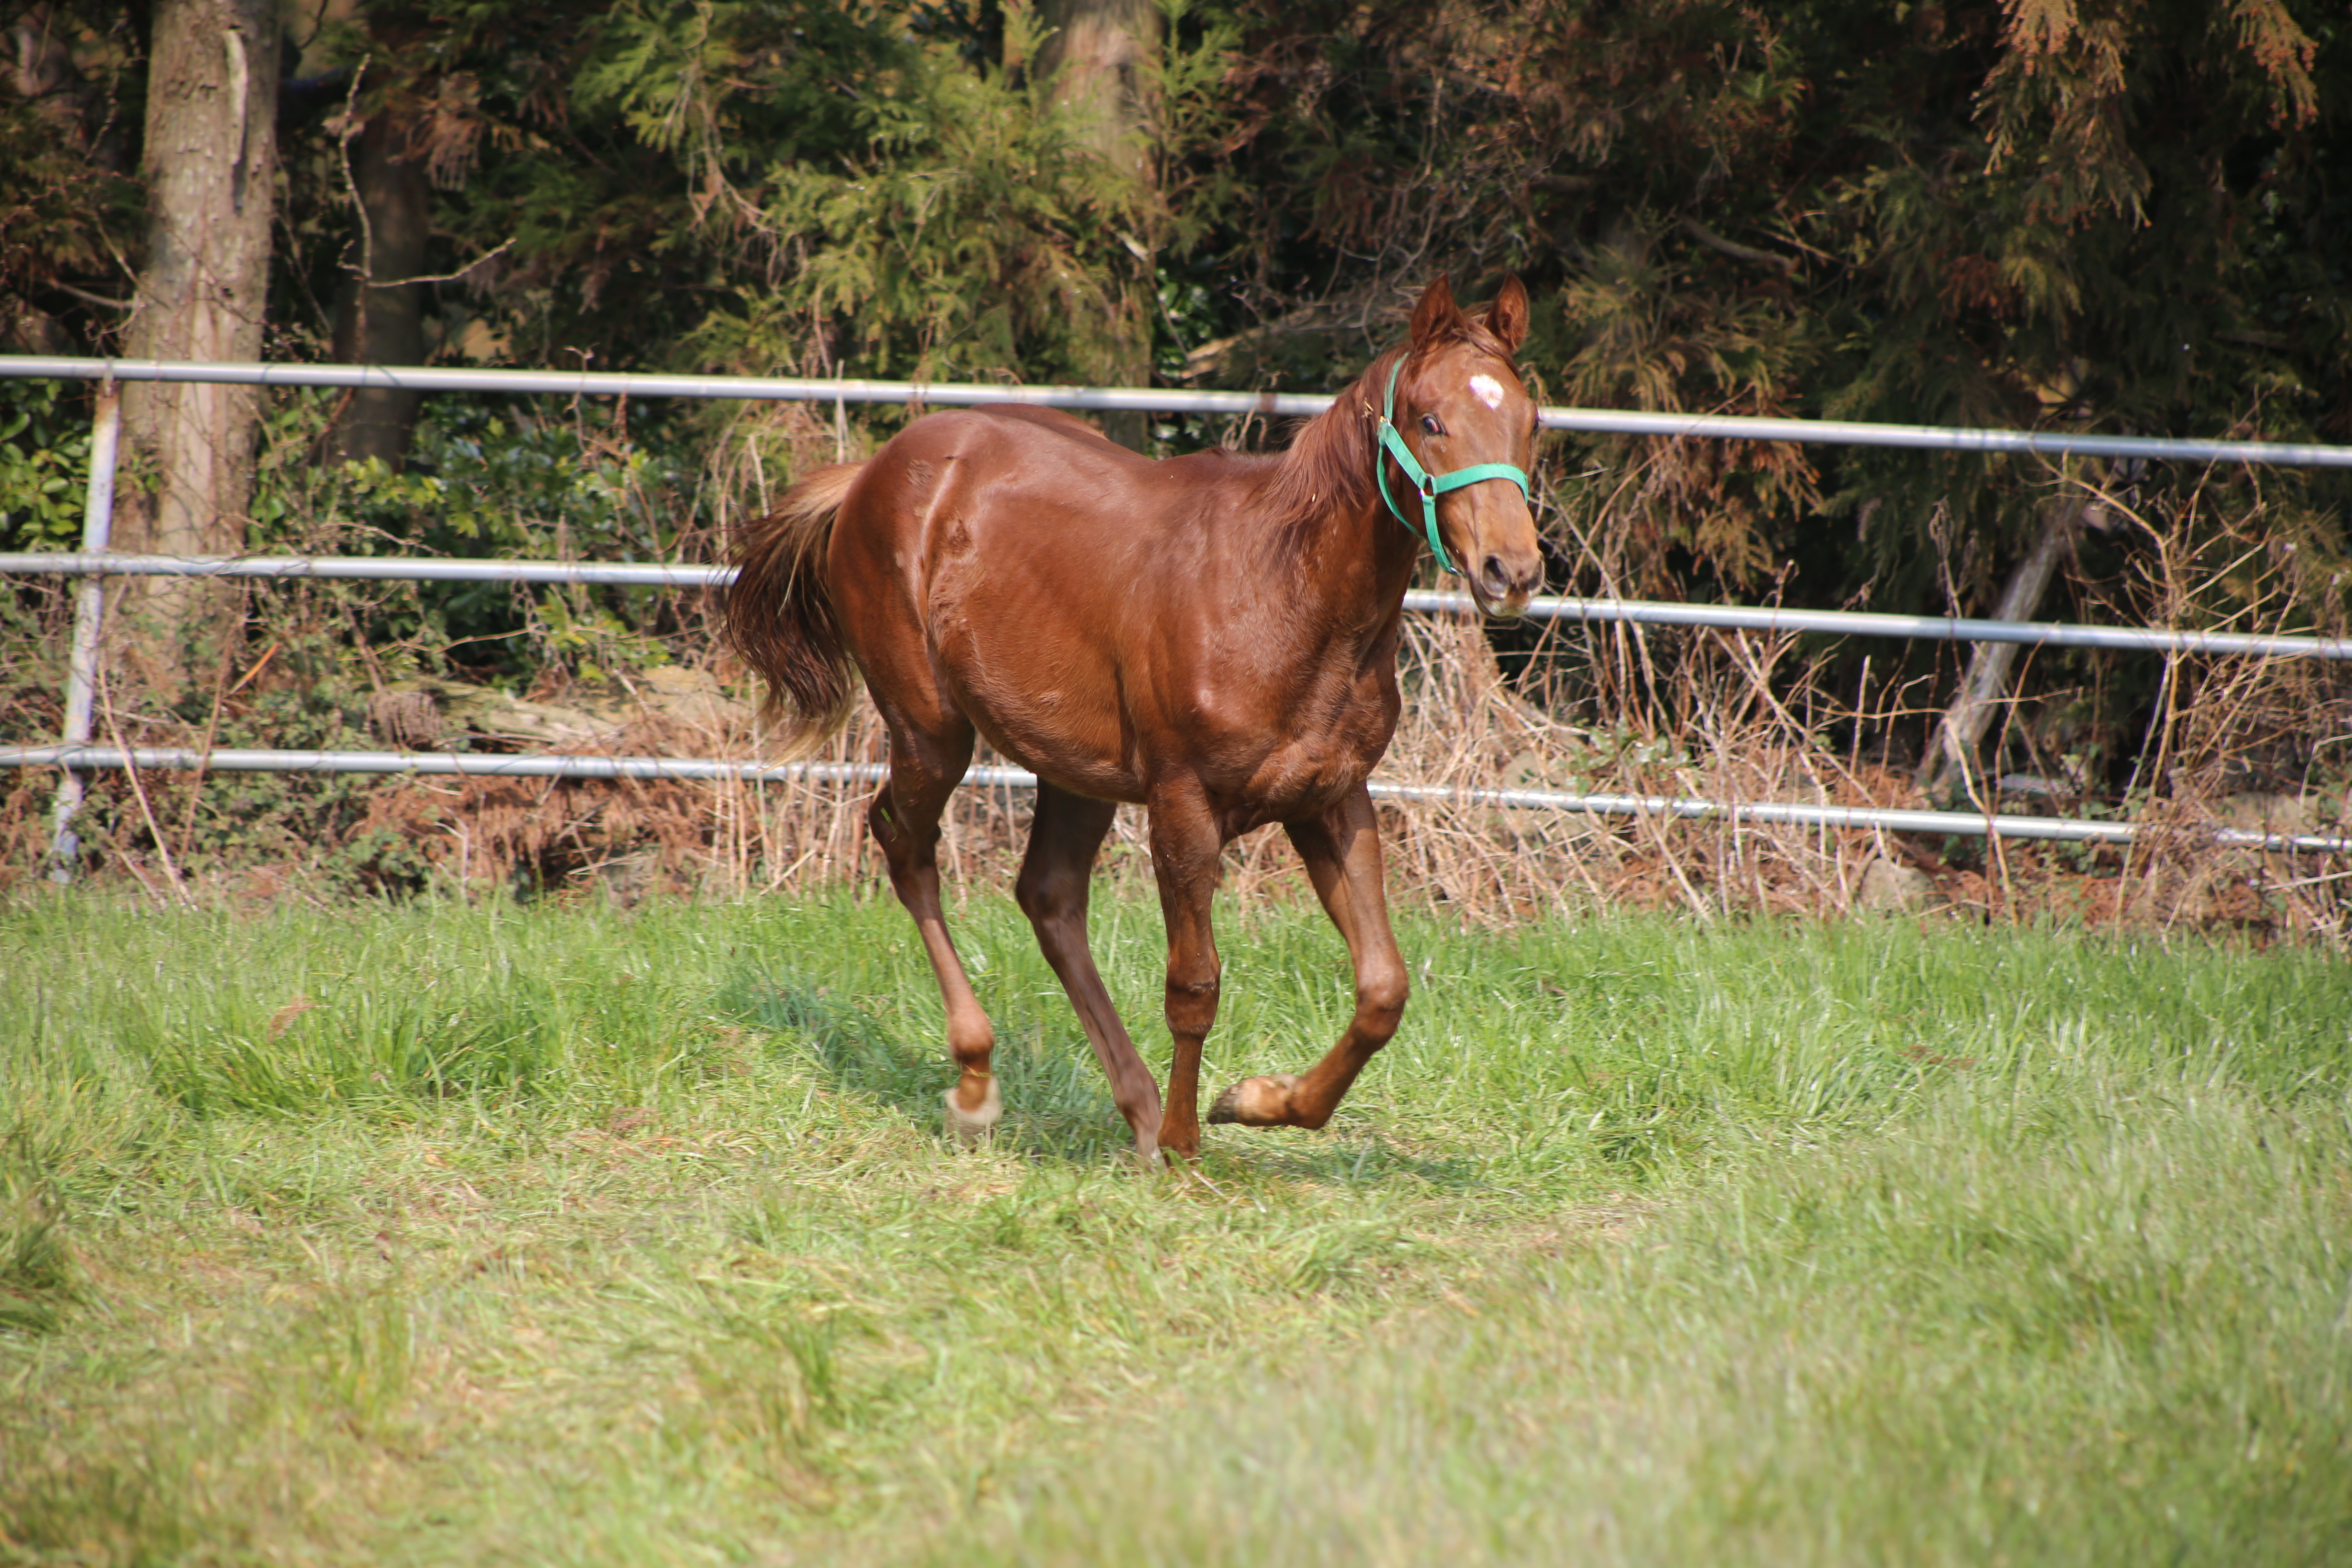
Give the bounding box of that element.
[1,552,732,588]
[9,355,2352,468]
[4,745,2344,855]
[6,552,2345,659]
[0,356,1333,421]
[1410,592,2352,659]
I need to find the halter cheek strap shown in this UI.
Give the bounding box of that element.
[1375,356,1531,578]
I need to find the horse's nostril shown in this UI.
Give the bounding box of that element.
[1481,555,1509,591]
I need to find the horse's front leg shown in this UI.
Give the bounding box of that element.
[1148,782,1226,1161]
[1210,782,1407,1131]
[1017,783,1163,1161]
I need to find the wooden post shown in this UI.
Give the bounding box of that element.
[1918,494,2089,800]
[114,0,279,690]
[49,385,121,882]
[1036,0,1161,452]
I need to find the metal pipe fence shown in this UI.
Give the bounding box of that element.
[5,552,2348,660]
[7,355,2352,873]
[6,746,2345,855]
[13,354,2352,468]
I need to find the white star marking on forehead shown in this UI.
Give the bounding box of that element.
[1469,374,1506,410]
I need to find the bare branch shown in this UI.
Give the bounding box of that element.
[374,237,516,289]
[49,281,135,310]
[335,55,372,282]
[1677,216,1797,276]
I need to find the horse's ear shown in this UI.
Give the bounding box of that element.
[1484,276,1530,353]
[1409,275,1462,347]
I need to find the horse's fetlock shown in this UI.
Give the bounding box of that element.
[947,1014,996,1066]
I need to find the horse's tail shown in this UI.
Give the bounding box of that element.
[726,462,864,756]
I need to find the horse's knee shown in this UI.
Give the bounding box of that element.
[1163,968,1221,1038]
[1357,962,1408,1040]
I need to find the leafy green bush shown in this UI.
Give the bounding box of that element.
[0,379,94,552]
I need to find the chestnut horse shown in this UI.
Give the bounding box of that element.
[728,275,1544,1161]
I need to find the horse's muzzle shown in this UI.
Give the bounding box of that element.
[1472,552,1543,619]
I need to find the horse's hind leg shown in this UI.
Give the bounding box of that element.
[868,712,1001,1142]
[1015,783,1163,1161]
[1210,783,1407,1131]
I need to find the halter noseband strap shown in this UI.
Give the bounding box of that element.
[1375,355,1531,578]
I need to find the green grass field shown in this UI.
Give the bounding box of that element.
[4,889,2348,1565]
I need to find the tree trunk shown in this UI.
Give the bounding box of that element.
[1036,0,1160,451]
[1918,495,2087,800]
[323,108,432,468]
[115,0,278,692]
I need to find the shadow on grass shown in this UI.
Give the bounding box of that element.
[719,967,1141,1166]
[718,967,1510,1184]
[1218,1129,1494,1195]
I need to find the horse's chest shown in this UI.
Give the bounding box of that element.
[1218,678,1397,819]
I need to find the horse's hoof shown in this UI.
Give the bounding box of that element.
[1207,1073,1298,1126]
[943,1077,1003,1147]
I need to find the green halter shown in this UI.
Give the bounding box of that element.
[1375,356,1532,578]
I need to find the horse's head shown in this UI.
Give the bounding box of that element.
[1381,276,1546,617]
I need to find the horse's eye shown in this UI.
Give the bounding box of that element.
[1421,414,1444,437]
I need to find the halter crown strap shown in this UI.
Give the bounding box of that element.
[1375,356,1531,577]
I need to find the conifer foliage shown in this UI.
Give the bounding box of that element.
[2,0,2348,619]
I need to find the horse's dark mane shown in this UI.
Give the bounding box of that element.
[1254,348,1397,534]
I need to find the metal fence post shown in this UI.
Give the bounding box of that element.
[48,383,121,882]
